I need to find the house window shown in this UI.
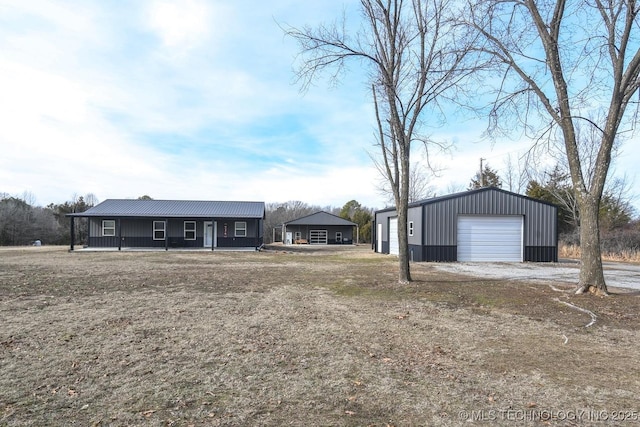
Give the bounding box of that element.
[153,221,166,240]
[102,220,115,237]
[336,232,342,243]
[408,221,414,236]
[235,221,247,237]
[184,221,196,240]
[294,231,302,241]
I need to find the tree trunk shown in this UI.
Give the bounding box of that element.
[396,198,411,283]
[397,149,412,284]
[575,196,608,296]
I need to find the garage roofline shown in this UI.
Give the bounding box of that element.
[375,186,558,213]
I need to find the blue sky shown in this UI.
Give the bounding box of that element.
[1,0,637,211]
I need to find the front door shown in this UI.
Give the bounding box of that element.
[204,221,217,247]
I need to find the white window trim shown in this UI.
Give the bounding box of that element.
[153,221,166,241]
[235,221,247,237]
[102,220,116,237]
[184,221,196,240]
[294,231,302,241]
[408,221,414,237]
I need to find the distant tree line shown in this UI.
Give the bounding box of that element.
[0,193,96,246]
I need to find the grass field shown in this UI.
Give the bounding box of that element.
[1,245,640,426]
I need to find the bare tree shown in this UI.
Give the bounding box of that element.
[286,0,473,283]
[445,182,466,194]
[377,160,437,205]
[465,0,640,295]
[503,153,530,194]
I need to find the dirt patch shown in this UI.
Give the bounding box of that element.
[1,246,640,426]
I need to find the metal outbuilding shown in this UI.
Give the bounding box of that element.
[283,211,358,245]
[374,187,558,262]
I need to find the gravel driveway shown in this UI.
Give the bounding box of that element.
[429,259,640,291]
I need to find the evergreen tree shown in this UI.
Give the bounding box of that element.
[469,165,502,189]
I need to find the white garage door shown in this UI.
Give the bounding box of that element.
[310,230,328,244]
[457,216,523,262]
[389,217,399,255]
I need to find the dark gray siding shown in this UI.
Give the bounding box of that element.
[407,205,423,247]
[285,225,355,244]
[422,189,557,247]
[88,217,263,248]
[216,218,263,247]
[375,188,558,262]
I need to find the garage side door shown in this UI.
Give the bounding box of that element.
[457,215,523,262]
[389,217,399,255]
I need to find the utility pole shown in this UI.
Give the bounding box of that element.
[479,158,485,187]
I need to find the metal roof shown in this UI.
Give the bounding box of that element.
[68,199,265,219]
[375,187,557,214]
[284,211,357,226]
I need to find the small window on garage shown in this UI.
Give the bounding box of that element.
[408,221,414,237]
[153,221,166,240]
[102,220,115,237]
[235,221,247,237]
[184,221,196,240]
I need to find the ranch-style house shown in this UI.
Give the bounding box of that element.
[67,199,265,251]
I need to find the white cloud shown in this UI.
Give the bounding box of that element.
[244,163,382,208]
[1,0,636,215]
[144,0,219,51]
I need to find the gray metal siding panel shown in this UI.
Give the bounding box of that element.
[215,219,260,238]
[424,200,456,246]
[421,190,557,248]
[89,218,101,237]
[378,188,558,259]
[121,219,153,239]
[407,206,422,246]
[423,246,457,262]
[523,202,557,246]
[525,246,558,262]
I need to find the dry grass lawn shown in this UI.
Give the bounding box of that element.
[1,245,640,426]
